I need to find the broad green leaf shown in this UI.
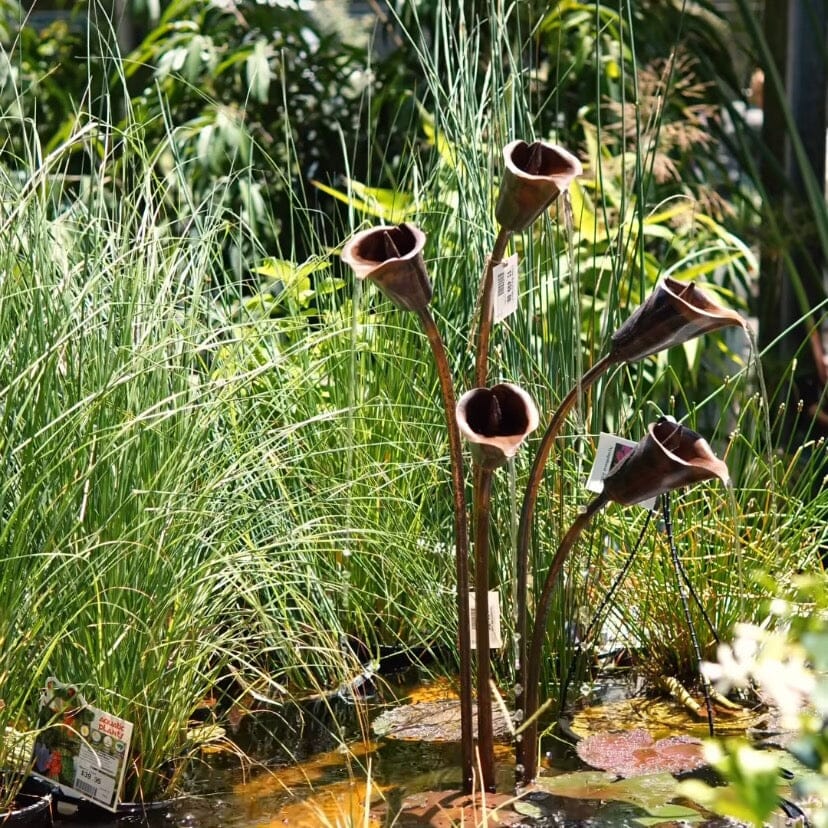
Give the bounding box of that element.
[645,201,696,226]
[569,180,601,241]
[674,253,746,283]
[311,179,415,223]
[419,105,457,168]
[253,257,330,286]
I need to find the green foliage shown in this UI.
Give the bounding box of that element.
[0,0,825,813]
[679,574,828,827]
[0,0,89,160]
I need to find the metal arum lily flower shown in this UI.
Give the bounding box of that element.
[601,417,730,506]
[340,223,432,311]
[610,277,746,364]
[495,139,583,232]
[457,383,539,470]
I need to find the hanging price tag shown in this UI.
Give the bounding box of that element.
[586,432,657,510]
[492,253,519,323]
[468,590,503,649]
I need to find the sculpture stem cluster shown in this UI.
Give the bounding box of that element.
[341,138,745,793]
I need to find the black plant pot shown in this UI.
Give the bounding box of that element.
[26,776,174,825]
[1,776,53,827]
[51,788,173,823]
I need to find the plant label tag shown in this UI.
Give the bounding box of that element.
[492,253,519,323]
[32,677,133,813]
[586,432,657,511]
[469,590,503,649]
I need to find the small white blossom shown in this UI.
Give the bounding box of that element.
[703,621,816,730]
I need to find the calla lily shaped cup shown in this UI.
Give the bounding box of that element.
[341,223,432,311]
[610,277,746,364]
[495,140,584,232]
[602,417,730,506]
[457,383,540,470]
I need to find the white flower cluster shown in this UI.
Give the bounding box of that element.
[701,617,817,731]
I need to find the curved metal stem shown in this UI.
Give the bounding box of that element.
[514,354,614,781]
[519,492,609,784]
[474,226,512,387]
[473,464,496,791]
[416,307,474,793]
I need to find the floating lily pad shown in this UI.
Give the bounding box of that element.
[576,728,706,777]
[570,696,764,740]
[373,790,525,827]
[372,700,512,742]
[633,803,706,825]
[535,769,680,811]
[534,770,707,824]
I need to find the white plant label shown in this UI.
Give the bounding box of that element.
[586,432,657,511]
[492,253,519,323]
[469,590,503,649]
[33,677,133,812]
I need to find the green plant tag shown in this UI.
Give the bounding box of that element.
[492,253,519,323]
[32,677,133,813]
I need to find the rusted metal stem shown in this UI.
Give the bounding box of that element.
[520,492,609,783]
[416,307,474,793]
[514,354,614,783]
[473,464,496,792]
[474,226,513,387]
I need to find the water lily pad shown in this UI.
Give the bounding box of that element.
[633,803,705,825]
[576,728,706,777]
[373,790,524,827]
[372,700,511,742]
[536,770,681,812]
[570,696,764,740]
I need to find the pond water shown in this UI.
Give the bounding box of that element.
[45,675,800,828]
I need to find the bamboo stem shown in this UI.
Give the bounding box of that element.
[417,307,474,793]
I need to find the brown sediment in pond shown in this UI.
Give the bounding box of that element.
[57,677,807,827]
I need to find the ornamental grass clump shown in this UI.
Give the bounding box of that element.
[0,114,359,804]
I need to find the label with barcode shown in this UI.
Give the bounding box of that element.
[492,253,519,323]
[33,677,133,812]
[75,745,117,805]
[469,590,503,649]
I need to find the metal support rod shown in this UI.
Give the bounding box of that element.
[474,226,513,388]
[473,464,497,791]
[514,355,613,781]
[519,492,609,784]
[417,306,475,793]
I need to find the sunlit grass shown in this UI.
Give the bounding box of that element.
[0,0,825,813]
